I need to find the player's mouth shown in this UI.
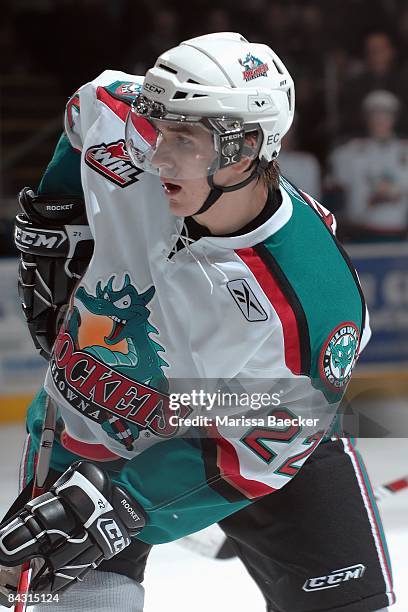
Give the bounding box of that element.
[162,181,182,196]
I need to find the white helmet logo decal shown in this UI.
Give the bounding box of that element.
[238,53,269,81]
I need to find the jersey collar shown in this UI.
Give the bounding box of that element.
[199,186,293,250]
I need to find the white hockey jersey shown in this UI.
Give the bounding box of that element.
[30,71,369,542]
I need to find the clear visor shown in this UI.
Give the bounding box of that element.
[125,98,255,180]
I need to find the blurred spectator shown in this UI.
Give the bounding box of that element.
[279,116,322,200]
[259,3,290,53]
[397,5,408,63]
[329,90,408,241]
[339,30,408,137]
[127,7,181,74]
[293,4,325,71]
[294,71,328,162]
[235,0,269,41]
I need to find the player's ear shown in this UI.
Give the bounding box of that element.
[233,132,260,174]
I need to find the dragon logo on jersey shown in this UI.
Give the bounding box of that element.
[238,53,269,81]
[50,274,192,453]
[320,323,359,390]
[85,139,142,187]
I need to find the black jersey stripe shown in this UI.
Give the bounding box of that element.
[200,437,252,503]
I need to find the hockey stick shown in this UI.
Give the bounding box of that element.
[14,396,57,612]
[373,475,408,501]
[178,473,408,560]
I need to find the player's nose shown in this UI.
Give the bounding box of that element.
[151,142,176,173]
[154,159,177,180]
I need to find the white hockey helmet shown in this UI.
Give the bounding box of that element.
[126,32,295,179]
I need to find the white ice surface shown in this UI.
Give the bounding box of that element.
[0,424,406,611]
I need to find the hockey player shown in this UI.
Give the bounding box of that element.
[1,33,394,612]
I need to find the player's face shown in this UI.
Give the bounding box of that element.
[151,122,215,178]
[150,123,212,215]
[151,124,250,216]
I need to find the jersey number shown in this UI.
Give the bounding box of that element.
[241,408,322,476]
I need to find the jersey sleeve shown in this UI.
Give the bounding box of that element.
[64,69,143,152]
[113,437,251,544]
[39,70,142,195]
[299,189,338,235]
[38,132,83,196]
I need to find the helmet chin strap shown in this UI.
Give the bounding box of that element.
[193,158,270,216]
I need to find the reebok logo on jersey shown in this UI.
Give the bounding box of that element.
[85,139,142,187]
[227,280,268,322]
[302,564,366,591]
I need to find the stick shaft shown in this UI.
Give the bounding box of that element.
[14,397,57,612]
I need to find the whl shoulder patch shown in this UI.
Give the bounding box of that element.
[85,139,142,188]
[227,279,268,322]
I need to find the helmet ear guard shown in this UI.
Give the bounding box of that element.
[212,123,263,170]
[217,130,245,169]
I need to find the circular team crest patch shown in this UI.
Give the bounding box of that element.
[319,322,360,391]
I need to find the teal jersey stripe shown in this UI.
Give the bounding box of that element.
[261,181,364,401]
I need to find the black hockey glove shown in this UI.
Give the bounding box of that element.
[0,462,145,601]
[14,187,94,359]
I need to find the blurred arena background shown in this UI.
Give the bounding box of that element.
[0,1,407,609]
[0,0,406,425]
